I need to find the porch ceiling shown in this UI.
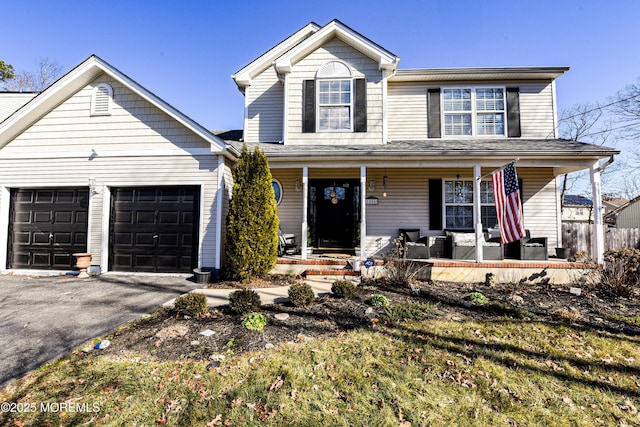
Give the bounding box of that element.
[227,139,619,173]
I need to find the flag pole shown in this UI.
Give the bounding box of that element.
[476,158,520,181]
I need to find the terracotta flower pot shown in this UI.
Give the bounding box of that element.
[73,253,92,278]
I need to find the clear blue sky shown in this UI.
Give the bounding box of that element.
[4,0,640,133]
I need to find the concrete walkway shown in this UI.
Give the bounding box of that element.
[165,276,342,308]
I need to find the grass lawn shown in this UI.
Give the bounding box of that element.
[1,318,639,426]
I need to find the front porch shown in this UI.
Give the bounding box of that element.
[274,254,597,285]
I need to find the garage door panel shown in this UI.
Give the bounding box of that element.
[158,211,179,224]
[33,212,51,223]
[52,253,72,266]
[32,232,51,244]
[32,252,51,267]
[135,233,156,245]
[8,188,89,270]
[55,211,73,223]
[35,191,54,203]
[109,186,200,273]
[14,212,31,223]
[54,233,72,245]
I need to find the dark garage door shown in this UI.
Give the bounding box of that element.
[109,186,200,273]
[8,188,89,270]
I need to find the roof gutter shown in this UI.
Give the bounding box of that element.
[596,154,616,172]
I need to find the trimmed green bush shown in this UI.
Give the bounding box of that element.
[382,300,438,324]
[228,289,262,314]
[173,292,208,317]
[288,282,315,307]
[242,312,267,331]
[224,145,279,282]
[467,292,489,305]
[369,294,390,307]
[331,280,357,299]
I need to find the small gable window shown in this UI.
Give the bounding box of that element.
[91,83,113,116]
[303,61,367,133]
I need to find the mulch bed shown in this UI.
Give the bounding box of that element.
[91,277,640,364]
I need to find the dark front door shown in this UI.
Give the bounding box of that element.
[8,188,89,269]
[109,186,200,273]
[310,179,360,250]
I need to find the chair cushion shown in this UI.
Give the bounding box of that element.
[404,230,420,242]
[452,232,475,247]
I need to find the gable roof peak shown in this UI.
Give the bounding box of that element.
[232,20,399,90]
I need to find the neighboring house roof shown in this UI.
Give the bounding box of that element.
[603,197,628,208]
[563,194,593,207]
[232,19,400,90]
[0,55,231,157]
[0,92,38,123]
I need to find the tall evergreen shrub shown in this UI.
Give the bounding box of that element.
[225,145,279,281]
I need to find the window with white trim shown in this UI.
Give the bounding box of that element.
[444,180,497,229]
[442,87,505,137]
[91,83,113,116]
[316,61,352,132]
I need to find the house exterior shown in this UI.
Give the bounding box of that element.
[0,56,237,275]
[608,195,640,228]
[228,20,619,263]
[562,194,593,223]
[0,20,622,274]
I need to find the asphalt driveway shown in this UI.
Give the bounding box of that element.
[0,273,199,388]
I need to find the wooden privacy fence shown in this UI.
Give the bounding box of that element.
[562,223,640,257]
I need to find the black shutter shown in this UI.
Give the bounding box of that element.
[354,78,367,132]
[428,89,441,138]
[303,80,315,133]
[429,179,443,230]
[506,87,521,137]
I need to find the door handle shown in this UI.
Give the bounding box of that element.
[153,234,159,239]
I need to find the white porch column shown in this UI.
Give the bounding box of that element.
[301,166,309,260]
[215,155,225,270]
[474,165,484,263]
[360,166,367,261]
[590,161,605,264]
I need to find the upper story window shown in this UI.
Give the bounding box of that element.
[91,83,113,116]
[303,61,367,134]
[316,61,352,132]
[428,87,519,139]
[442,87,505,137]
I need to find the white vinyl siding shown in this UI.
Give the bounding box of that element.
[244,67,284,143]
[387,83,428,140]
[285,38,383,145]
[1,74,212,154]
[387,81,556,140]
[519,83,555,138]
[616,201,640,228]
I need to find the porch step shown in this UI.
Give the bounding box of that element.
[275,257,360,277]
[304,268,360,277]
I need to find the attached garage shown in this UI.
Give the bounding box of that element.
[7,188,89,270]
[109,186,200,273]
[0,56,235,275]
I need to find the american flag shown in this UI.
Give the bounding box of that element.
[492,163,525,243]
